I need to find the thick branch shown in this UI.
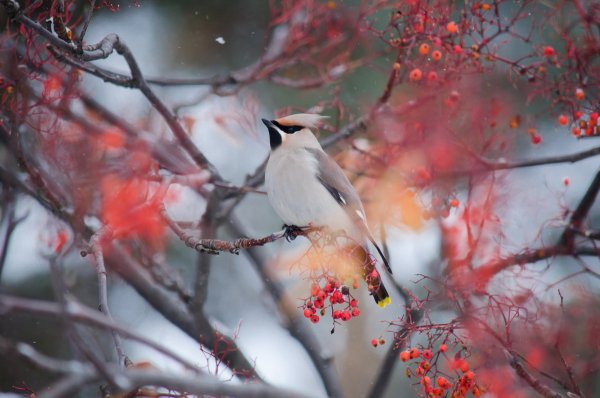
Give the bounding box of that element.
[106,243,260,378]
[560,169,600,245]
[0,294,202,372]
[509,355,565,398]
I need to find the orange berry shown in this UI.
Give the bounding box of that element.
[481,3,491,10]
[575,88,585,100]
[558,114,568,125]
[400,350,411,362]
[421,375,431,386]
[419,43,430,55]
[464,370,475,380]
[431,50,442,61]
[450,199,459,207]
[393,62,401,70]
[509,115,521,128]
[409,347,420,359]
[415,366,425,376]
[446,21,458,33]
[409,68,423,81]
[459,360,470,372]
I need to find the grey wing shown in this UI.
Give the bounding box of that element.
[306,148,365,220]
[307,148,393,274]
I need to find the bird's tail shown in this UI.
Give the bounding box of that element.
[372,280,391,308]
[351,245,392,308]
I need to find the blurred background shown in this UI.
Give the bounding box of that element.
[1,0,599,397]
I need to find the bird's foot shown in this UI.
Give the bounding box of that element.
[283,224,304,242]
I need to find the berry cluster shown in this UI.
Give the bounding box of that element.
[400,345,482,398]
[568,112,599,138]
[302,276,360,324]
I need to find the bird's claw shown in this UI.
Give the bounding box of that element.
[283,224,304,242]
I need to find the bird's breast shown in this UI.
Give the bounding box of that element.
[265,149,356,235]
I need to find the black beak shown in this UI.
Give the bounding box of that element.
[262,118,283,149]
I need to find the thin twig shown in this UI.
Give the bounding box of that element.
[89,228,129,368]
[161,203,311,254]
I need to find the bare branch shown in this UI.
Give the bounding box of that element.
[89,228,128,368]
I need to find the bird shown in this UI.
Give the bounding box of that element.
[262,113,392,307]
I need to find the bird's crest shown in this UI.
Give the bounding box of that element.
[275,113,328,129]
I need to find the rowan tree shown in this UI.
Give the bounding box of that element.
[0,1,599,397]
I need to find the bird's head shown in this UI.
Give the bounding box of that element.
[262,113,327,150]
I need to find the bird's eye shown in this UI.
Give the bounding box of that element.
[285,125,303,134]
[272,121,303,134]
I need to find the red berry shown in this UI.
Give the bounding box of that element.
[310,283,319,296]
[543,46,555,57]
[419,43,430,55]
[303,309,312,318]
[310,314,320,323]
[439,344,448,352]
[431,50,442,61]
[531,134,542,144]
[352,308,360,317]
[427,71,438,81]
[371,338,379,347]
[350,299,358,307]
[409,68,423,81]
[437,376,451,389]
[422,349,433,359]
[558,114,568,125]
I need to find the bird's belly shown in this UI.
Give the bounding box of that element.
[265,151,355,234]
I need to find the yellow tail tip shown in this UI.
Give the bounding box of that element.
[377,296,392,308]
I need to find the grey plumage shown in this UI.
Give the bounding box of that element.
[262,114,392,306]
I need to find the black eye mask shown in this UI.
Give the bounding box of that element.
[272,120,303,134]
